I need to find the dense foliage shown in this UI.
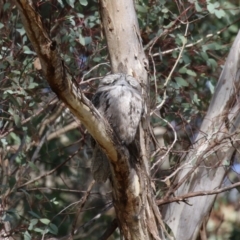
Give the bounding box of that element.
[0,0,239,239]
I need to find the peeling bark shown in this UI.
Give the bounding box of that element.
[162,30,240,240]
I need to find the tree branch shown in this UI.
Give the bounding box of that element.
[158,181,240,205]
[15,0,119,165]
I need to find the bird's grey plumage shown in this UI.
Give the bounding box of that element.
[92,73,143,144]
[91,73,143,182]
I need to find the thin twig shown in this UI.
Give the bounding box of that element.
[81,62,110,82]
[151,22,189,116]
[151,112,177,171]
[9,133,27,163]
[77,202,113,231]
[164,130,239,199]
[27,187,107,194]
[71,180,95,236]
[17,150,79,188]
[47,121,79,141]
[0,98,58,138]
[157,180,240,205]
[31,126,53,162]
[153,17,240,57]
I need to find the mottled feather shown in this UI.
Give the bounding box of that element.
[91,73,143,182]
[92,73,143,144]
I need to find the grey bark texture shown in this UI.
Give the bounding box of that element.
[162,30,240,240]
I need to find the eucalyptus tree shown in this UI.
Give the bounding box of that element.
[0,0,239,239]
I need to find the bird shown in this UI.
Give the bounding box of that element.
[91,73,143,182]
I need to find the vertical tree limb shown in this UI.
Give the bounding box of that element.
[99,1,169,239]
[162,30,240,240]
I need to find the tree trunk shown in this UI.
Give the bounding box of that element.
[162,30,240,240]
[98,1,167,239]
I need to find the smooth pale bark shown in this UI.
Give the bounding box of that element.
[162,30,240,240]
[99,1,168,239]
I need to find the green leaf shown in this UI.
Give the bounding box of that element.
[4,90,17,95]
[207,3,215,14]
[11,70,21,75]
[200,51,209,61]
[19,188,30,197]
[29,102,35,107]
[27,81,38,89]
[28,162,39,172]
[30,219,39,225]
[161,8,168,13]
[77,13,84,18]
[0,139,8,148]
[206,80,215,94]
[3,2,10,11]
[40,218,51,225]
[68,17,76,26]
[57,0,64,7]
[28,219,38,230]
[229,25,239,33]
[8,108,21,128]
[79,34,85,46]
[192,93,200,105]
[207,58,217,70]
[175,77,189,87]
[50,198,59,205]
[93,57,101,62]
[28,211,40,219]
[179,67,187,74]
[164,21,174,29]
[23,231,31,240]
[23,46,36,55]
[2,213,12,222]
[14,114,21,127]
[33,227,45,233]
[84,36,92,45]
[222,159,230,166]
[79,0,88,6]
[5,56,14,66]
[186,69,197,77]
[182,103,191,111]
[0,23,4,29]
[136,4,148,13]
[194,2,202,12]
[215,9,225,18]
[66,0,75,8]
[16,27,26,36]
[179,35,187,45]
[48,223,58,235]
